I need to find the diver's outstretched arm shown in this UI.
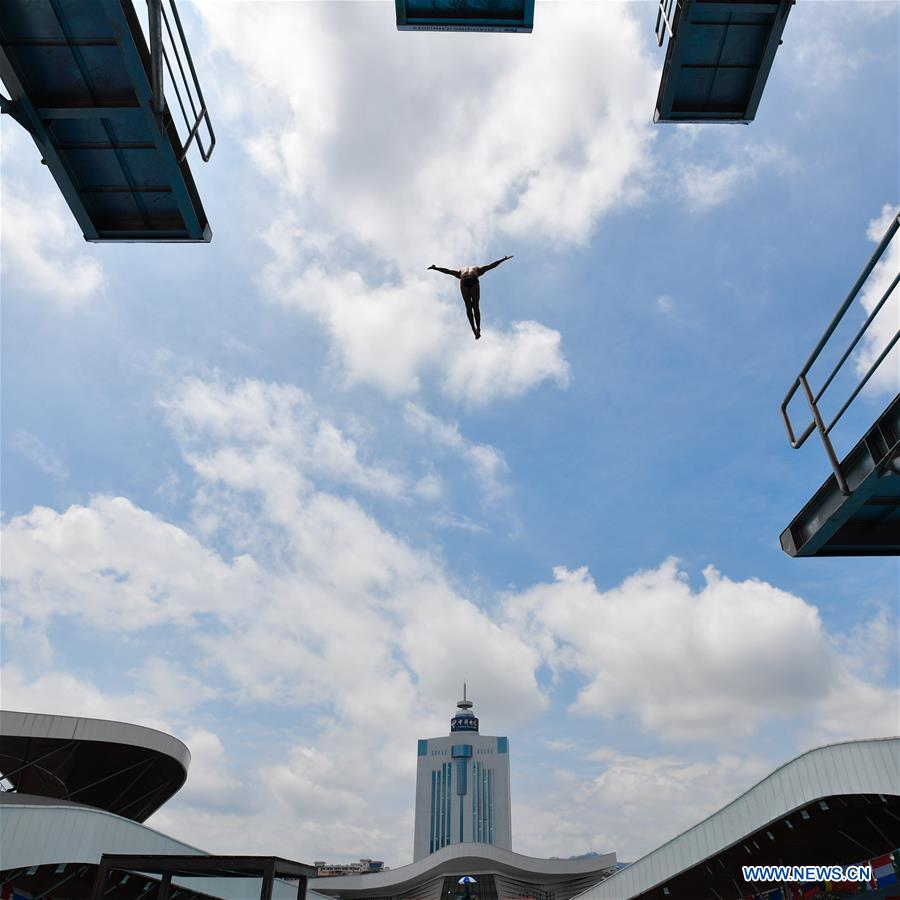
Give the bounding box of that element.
[477,255,513,276]
[428,265,461,278]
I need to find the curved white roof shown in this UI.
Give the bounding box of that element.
[0,710,190,821]
[577,737,900,900]
[310,843,617,899]
[0,710,191,768]
[0,798,323,900]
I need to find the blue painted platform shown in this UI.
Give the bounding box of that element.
[396,0,534,32]
[654,0,793,123]
[781,396,900,557]
[0,0,212,242]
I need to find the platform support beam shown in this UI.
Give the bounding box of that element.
[148,0,164,124]
[0,92,33,133]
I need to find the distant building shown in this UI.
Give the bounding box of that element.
[312,693,617,900]
[413,687,512,861]
[314,860,386,877]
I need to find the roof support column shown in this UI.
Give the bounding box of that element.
[260,859,276,900]
[155,871,173,899]
[89,859,109,899]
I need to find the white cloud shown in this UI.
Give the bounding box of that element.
[503,559,900,743]
[854,203,899,395]
[432,511,489,533]
[0,180,104,308]
[1,373,548,860]
[265,257,570,406]
[150,728,411,859]
[266,264,453,396]
[195,1,653,403]
[1,496,256,633]
[836,605,899,685]
[656,294,675,315]
[160,376,406,497]
[0,659,209,735]
[404,402,509,499]
[175,729,243,809]
[781,2,895,92]
[155,469,182,505]
[443,320,572,405]
[807,669,900,745]
[13,430,69,480]
[2,375,546,733]
[514,750,771,861]
[200,3,657,264]
[676,141,787,213]
[414,471,444,501]
[5,374,896,863]
[785,28,865,92]
[262,744,368,819]
[1,664,135,722]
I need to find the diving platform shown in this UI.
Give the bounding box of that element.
[0,0,214,242]
[781,211,900,558]
[781,396,900,557]
[653,0,793,123]
[396,0,534,32]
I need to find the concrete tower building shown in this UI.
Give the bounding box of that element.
[413,688,512,862]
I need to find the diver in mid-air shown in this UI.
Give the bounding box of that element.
[428,255,513,339]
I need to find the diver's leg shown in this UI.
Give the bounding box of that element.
[464,299,478,337]
[472,282,481,338]
[462,284,479,338]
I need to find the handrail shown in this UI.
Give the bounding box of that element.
[781,211,900,496]
[145,0,215,163]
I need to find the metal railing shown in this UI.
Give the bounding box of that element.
[147,0,215,162]
[655,0,681,46]
[781,211,900,495]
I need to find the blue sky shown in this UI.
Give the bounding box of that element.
[2,0,898,868]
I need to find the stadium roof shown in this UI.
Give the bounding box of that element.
[576,737,900,900]
[0,709,190,821]
[310,843,618,900]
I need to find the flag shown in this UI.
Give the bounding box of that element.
[832,880,864,894]
[875,853,898,887]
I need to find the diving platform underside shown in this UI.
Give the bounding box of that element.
[396,0,534,32]
[781,395,900,557]
[655,0,793,123]
[0,0,210,242]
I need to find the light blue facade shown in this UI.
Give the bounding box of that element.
[413,695,511,862]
